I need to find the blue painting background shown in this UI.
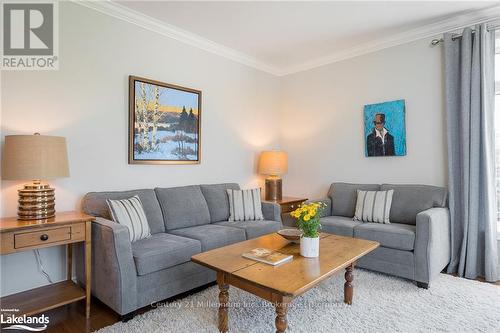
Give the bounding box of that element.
[363,99,406,156]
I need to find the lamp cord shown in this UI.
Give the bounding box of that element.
[33,249,53,283]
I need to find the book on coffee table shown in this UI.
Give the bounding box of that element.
[242,248,293,266]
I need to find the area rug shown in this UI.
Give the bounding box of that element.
[96,269,500,333]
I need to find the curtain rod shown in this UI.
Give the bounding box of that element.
[430,24,500,45]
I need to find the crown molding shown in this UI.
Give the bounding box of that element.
[72,0,282,76]
[72,1,500,77]
[280,5,500,76]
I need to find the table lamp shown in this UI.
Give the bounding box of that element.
[258,150,288,201]
[2,133,69,220]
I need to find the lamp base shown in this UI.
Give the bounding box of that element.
[17,182,55,220]
[265,178,282,201]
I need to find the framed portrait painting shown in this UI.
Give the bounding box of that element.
[129,76,201,164]
[363,99,406,157]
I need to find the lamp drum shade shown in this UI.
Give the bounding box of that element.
[258,151,288,176]
[2,134,69,180]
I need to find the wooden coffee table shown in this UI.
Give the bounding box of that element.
[191,232,379,332]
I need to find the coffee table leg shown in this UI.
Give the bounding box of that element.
[273,295,290,333]
[344,263,354,305]
[217,272,229,333]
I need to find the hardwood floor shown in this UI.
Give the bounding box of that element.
[2,277,497,333]
[41,282,215,333]
[42,299,118,333]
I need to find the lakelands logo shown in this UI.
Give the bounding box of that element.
[1,313,49,331]
[1,1,59,70]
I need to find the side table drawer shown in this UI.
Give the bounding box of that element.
[281,202,301,214]
[1,223,86,254]
[15,227,72,248]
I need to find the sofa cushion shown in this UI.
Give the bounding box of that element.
[320,216,363,237]
[215,220,281,239]
[169,224,246,251]
[353,190,394,224]
[354,222,416,251]
[200,183,240,222]
[227,188,264,221]
[107,196,151,242]
[328,183,380,217]
[380,184,447,225]
[131,233,201,276]
[155,185,211,230]
[82,189,165,234]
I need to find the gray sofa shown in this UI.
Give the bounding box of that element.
[314,182,450,288]
[75,183,282,318]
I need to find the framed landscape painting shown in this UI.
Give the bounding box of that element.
[129,76,201,164]
[363,99,406,157]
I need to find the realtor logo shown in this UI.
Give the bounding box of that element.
[0,309,49,331]
[1,1,59,70]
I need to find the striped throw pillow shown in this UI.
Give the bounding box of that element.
[354,190,394,224]
[107,196,151,242]
[227,188,264,221]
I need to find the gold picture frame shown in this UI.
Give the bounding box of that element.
[128,76,202,164]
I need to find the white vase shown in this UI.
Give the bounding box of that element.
[300,236,319,258]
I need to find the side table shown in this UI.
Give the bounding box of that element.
[265,197,308,227]
[0,211,94,318]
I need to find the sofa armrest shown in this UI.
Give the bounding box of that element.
[307,198,332,218]
[261,201,282,223]
[77,217,138,315]
[414,207,451,285]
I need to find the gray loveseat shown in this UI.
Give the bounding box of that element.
[76,183,281,318]
[315,183,450,288]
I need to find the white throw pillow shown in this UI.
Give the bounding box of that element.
[107,196,151,242]
[227,188,264,221]
[354,189,394,224]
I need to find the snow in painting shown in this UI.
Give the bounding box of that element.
[133,80,199,161]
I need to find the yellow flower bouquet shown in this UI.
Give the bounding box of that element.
[290,202,326,238]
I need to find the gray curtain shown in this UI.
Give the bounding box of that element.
[444,24,498,282]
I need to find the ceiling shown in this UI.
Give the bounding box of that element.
[111,1,500,75]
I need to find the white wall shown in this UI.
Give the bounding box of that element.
[280,38,447,199]
[0,2,280,296]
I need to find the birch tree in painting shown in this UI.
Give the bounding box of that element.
[140,82,150,151]
[151,85,164,151]
[135,97,142,145]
